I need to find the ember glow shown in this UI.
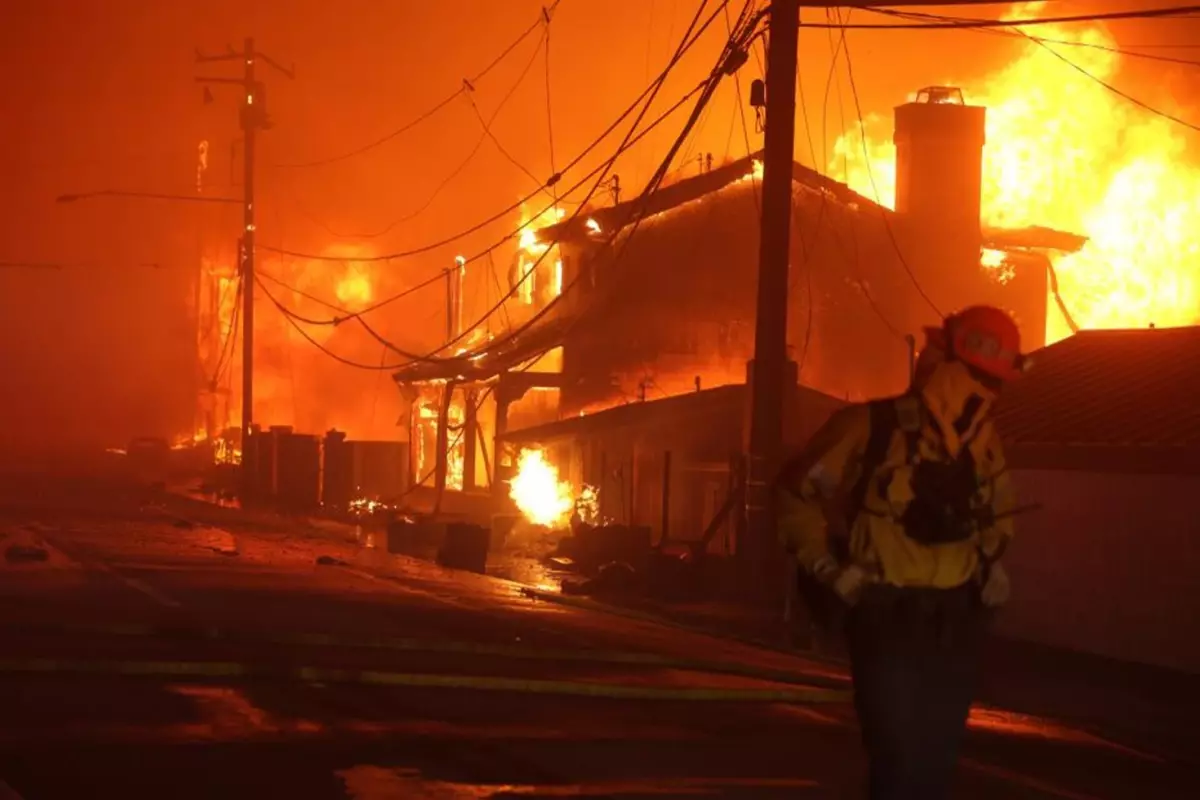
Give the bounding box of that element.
[516,205,566,305]
[575,484,602,526]
[835,3,1200,344]
[413,394,466,491]
[508,448,575,528]
[349,496,392,515]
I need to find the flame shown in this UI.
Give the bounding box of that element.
[413,393,466,491]
[585,217,602,234]
[835,3,1200,344]
[515,204,566,306]
[349,496,392,514]
[508,448,575,528]
[981,247,1016,285]
[575,484,602,526]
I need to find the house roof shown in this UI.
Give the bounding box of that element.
[537,151,887,246]
[539,150,1086,255]
[498,384,746,445]
[499,381,847,447]
[393,153,1086,387]
[995,326,1200,454]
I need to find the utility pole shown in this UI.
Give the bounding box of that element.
[744,1,993,595]
[196,38,294,499]
[744,0,800,585]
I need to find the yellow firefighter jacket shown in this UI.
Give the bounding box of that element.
[776,361,1016,589]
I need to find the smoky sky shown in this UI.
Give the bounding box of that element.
[0,0,1195,450]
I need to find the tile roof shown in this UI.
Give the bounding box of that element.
[994,326,1200,449]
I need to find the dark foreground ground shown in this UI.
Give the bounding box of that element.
[0,472,1195,799]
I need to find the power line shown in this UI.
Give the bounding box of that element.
[724,0,761,214]
[391,0,752,372]
[819,5,903,346]
[360,25,552,239]
[256,0,733,267]
[1028,34,1200,134]
[260,72,714,334]
[278,27,550,240]
[261,78,704,331]
[408,0,742,365]
[794,15,818,170]
[256,268,434,361]
[265,0,742,376]
[464,28,551,200]
[256,273,410,370]
[0,260,181,270]
[839,31,942,317]
[543,4,559,216]
[866,7,1200,67]
[881,6,1200,132]
[210,275,244,389]
[544,4,764,355]
[273,3,561,169]
[796,5,1200,30]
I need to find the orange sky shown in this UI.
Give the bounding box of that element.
[1,0,1196,448]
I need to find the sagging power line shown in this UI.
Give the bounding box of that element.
[273,0,564,169]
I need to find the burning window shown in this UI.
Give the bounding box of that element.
[412,389,466,491]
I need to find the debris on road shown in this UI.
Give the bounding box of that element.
[5,545,49,564]
[316,555,347,566]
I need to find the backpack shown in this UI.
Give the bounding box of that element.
[793,397,908,631]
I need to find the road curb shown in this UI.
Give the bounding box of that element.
[0,658,853,705]
[0,623,851,692]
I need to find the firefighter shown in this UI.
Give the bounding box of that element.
[776,305,1026,800]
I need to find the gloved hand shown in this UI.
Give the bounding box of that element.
[813,556,868,607]
[980,561,1011,608]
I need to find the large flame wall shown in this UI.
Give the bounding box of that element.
[834,9,1199,345]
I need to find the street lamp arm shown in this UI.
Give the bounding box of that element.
[55,190,242,205]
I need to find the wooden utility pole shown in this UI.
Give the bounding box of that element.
[744,1,1001,585]
[196,38,293,498]
[745,0,800,576]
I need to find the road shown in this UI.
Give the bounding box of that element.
[0,474,1194,799]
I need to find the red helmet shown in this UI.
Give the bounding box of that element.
[922,306,1027,382]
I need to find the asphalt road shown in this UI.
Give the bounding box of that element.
[0,474,1195,799]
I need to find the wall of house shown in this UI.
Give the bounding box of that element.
[999,468,1200,674]
[558,183,951,414]
[548,387,842,551]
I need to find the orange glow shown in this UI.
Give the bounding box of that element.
[981,248,1016,285]
[334,264,372,306]
[575,484,601,526]
[516,204,565,306]
[508,448,575,528]
[413,390,466,491]
[834,4,1200,344]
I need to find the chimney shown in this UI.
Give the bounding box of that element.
[893,86,986,237]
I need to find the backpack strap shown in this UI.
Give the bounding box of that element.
[844,399,900,533]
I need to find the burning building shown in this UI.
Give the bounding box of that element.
[392,88,1084,517]
[539,87,1083,412]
